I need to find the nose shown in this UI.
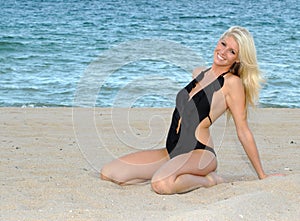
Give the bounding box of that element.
[220,47,226,55]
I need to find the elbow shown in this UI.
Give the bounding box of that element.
[236,127,253,144]
[237,131,245,142]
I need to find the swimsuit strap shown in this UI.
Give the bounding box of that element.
[221,70,230,76]
[196,68,230,84]
[186,68,211,93]
[195,68,211,83]
[208,115,212,124]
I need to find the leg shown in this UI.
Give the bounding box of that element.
[100,148,169,185]
[151,149,223,194]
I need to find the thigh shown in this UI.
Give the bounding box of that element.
[152,149,217,182]
[101,148,170,184]
[118,148,169,165]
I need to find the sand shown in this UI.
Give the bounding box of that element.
[0,107,299,221]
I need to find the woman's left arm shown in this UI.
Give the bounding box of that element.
[225,76,267,179]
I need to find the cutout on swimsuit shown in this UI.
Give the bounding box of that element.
[166,68,229,158]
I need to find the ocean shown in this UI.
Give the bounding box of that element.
[1,0,299,108]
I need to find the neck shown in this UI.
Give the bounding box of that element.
[210,65,230,76]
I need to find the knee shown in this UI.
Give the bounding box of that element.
[100,164,111,181]
[100,166,110,181]
[151,179,174,195]
[100,163,124,185]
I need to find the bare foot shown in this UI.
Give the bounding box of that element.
[205,172,225,187]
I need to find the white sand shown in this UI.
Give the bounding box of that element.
[1,107,299,220]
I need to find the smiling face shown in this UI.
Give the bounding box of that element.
[213,35,239,69]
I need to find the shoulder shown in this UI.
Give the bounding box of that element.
[224,73,244,91]
[223,73,246,110]
[192,66,207,79]
[223,73,246,105]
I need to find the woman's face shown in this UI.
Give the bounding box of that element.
[214,35,239,68]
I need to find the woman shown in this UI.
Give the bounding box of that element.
[100,26,281,194]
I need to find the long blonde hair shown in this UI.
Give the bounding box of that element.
[221,26,263,108]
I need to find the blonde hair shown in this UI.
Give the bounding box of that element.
[221,26,263,108]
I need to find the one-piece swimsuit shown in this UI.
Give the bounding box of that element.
[166,68,229,158]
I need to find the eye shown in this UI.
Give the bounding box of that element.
[221,41,226,46]
[231,50,236,55]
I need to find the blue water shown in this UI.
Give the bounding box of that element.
[1,0,299,108]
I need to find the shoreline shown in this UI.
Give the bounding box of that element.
[2,105,300,108]
[1,107,299,220]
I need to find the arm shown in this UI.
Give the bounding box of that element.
[225,76,267,179]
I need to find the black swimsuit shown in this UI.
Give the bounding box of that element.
[166,68,229,158]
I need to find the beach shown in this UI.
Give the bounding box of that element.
[2,0,299,220]
[1,107,299,221]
